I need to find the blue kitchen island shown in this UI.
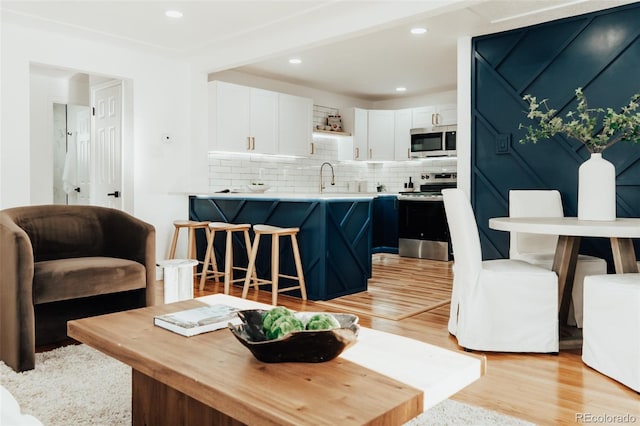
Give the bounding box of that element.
[189,193,375,300]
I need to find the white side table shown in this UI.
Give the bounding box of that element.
[157,259,198,304]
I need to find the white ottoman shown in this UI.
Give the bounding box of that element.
[582,273,640,392]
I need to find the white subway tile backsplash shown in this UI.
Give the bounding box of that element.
[215,166,232,174]
[207,139,457,193]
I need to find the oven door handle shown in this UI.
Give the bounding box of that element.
[397,196,444,201]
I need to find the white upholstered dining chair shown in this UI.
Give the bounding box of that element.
[582,273,640,392]
[509,190,607,327]
[442,188,559,353]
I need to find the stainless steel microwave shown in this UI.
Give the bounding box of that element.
[410,127,457,158]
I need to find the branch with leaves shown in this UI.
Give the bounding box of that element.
[519,87,640,153]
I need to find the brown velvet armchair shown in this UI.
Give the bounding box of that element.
[0,205,155,372]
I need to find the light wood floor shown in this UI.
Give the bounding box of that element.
[167,253,639,425]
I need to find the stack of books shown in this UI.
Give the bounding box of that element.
[154,304,241,337]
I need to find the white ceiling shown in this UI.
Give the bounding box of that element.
[4,0,637,101]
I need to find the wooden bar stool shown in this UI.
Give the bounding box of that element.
[168,220,210,261]
[200,222,257,295]
[168,220,210,282]
[242,224,307,306]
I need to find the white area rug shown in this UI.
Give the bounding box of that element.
[0,344,534,426]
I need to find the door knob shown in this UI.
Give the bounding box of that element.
[107,191,120,198]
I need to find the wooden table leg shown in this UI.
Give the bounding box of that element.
[610,237,639,273]
[552,235,581,326]
[132,369,243,426]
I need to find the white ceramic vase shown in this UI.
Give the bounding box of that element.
[578,153,616,221]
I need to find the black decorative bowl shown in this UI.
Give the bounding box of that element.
[228,309,359,363]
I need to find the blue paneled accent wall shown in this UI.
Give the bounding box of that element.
[472,2,640,265]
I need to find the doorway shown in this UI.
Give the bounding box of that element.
[53,103,91,205]
[30,64,125,208]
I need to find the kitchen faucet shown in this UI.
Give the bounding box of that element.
[319,162,335,192]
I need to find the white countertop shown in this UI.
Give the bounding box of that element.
[190,192,381,200]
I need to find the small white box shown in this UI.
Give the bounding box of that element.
[157,259,198,304]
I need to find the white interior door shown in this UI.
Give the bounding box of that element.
[92,81,122,209]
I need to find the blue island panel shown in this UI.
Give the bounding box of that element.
[189,195,373,300]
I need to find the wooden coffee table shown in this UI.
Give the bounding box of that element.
[68,295,484,425]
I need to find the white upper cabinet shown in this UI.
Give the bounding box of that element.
[209,80,312,156]
[209,81,251,152]
[341,108,396,161]
[394,108,412,161]
[278,93,313,156]
[434,104,457,127]
[411,106,437,129]
[341,108,368,160]
[411,104,457,129]
[249,88,278,154]
[367,110,395,161]
[209,81,277,154]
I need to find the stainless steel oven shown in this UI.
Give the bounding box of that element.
[397,173,456,261]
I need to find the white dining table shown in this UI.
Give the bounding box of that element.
[489,217,640,325]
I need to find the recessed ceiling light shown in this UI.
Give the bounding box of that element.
[410,27,428,35]
[165,10,183,18]
[288,58,302,64]
[396,87,407,92]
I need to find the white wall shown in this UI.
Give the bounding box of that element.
[456,36,472,198]
[209,69,458,112]
[208,69,375,110]
[1,18,195,265]
[371,90,457,110]
[68,73,90,106]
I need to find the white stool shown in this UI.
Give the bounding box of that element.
[582,273,640,392]
[157,259,198,304]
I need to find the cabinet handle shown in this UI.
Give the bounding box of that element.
[310,142,315,155]
[369,148,372,159]
[407,148,410,159]
[247,137,252,150]
[252,137,256,150]
[355,147,359,159]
